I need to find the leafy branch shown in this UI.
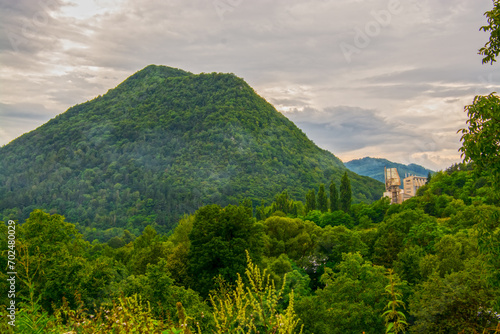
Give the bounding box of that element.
[382,269,407,334]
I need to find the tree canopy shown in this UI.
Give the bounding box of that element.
[479,0,500,64]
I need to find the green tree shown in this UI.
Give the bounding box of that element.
[373,209,434,267]
[128,225,168,275]
[188,204,264,297]
[305,189,316,213]
[404,215,447,253]
[460,2,500,299]
[318,211,354,229]
[316,225,368,266]
[459,1,500,185]
[459,93,500,183]
[13,210,118,316]
[419,232,478,280]
[19,210,83,255]
[256,200,269,221]
[317,184,328,213]
[121,258,210,328]
[479,0,500,64]
[329,180,339,212]
[262,216,320,262]
[296,252,389,334]
[393,246,425,286]
[272,190,295,216]
[410,258,499,334]
[340,172,352,213]
[18,210,95,312]
[164,215,194,286]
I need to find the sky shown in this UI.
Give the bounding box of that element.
[1,0,499,171]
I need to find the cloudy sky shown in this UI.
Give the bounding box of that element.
[1,0,499,170]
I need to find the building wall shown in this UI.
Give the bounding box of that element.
[403,175,427,197]
[383,175,427,203]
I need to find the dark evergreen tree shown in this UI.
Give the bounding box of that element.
[305,189,316,213]
[256,200,268,221]
[272,190,292,214]
[290,202,299,217]
[329,180,339,212]
[340,172,352,213]
[239,198,254,216]
[317,184,328,213]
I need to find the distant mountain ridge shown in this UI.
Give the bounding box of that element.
[344,157,434,184]
[0,65,383,236]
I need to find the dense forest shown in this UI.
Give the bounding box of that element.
[0,163,499,333]
[0,65,382,240]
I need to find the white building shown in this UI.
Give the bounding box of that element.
[384,168,427,204]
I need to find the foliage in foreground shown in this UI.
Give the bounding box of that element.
[0,253,303,334]
[209,251,302,334]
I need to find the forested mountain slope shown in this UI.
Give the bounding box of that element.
[0,65,383,235]
[345,157,434,183]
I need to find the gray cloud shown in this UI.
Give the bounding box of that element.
[283,105,464,171]
[0,102,52,120]
[285,106,414,152]
[0,102,55,146]
[0,0,67,55]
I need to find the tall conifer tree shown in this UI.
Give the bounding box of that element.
[340,172,352,213]
[317,184,328,213]
[305,189,316,213]
[330,180,339,212]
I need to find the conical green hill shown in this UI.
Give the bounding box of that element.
[0,65,383,235]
